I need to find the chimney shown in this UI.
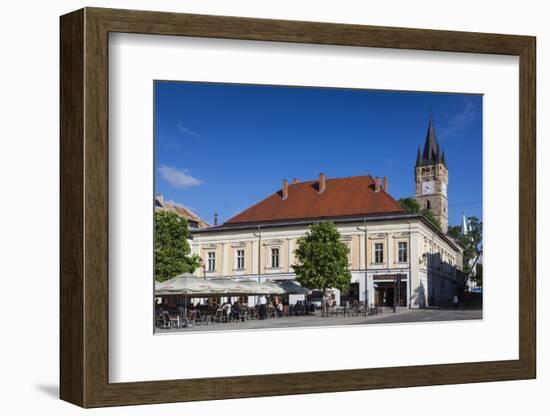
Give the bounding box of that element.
[292,178,300,184]
[382,176,388,192]
[213,213,218,226]
[319,173,326,193]
[374,177,380,192]
[282,179,289,200]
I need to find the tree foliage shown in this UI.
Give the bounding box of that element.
[420,209,442,231]
[155,211,201,282]
[447,216,483,278]
[398,197,421,214]
[398,197,441,231]
[447,225,461,237]
[293,222,351,315]
[474,263,483,286]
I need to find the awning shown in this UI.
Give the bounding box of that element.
[275,280,310,295]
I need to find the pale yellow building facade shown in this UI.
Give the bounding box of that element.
[191,213,463,308]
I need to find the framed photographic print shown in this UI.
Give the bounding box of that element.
[60,7,536,408]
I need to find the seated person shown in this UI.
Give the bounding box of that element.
[231,301,241,320]
[276,302,283,317]
[222,302,231,316]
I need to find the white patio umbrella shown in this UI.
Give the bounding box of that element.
[155,273,227,315]
[155,273,227,294]
[210,279,285,296]
[240,279,285,295]
[209,278,254,296]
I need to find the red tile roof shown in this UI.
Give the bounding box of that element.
[155,197,211,228]
[166,204,211,228]
[225,175,405,225]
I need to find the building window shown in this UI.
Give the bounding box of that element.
[426,200,431,210]
[398,242,408,263]
[236,249,245,269]
[207,251,216,272]
[345,242,352,265]
[271,248,280,268]
[374,243,384,264]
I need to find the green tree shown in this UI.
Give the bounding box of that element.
[398,197,441,231]
[398,197,421,214]
[447,216,483,277]
[292,222,351,316]
[447,225,461,237]
[155,211,201,282]
[474,263,483,286]
[420,209,442,231]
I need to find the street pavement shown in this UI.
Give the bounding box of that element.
[156,307,482,333]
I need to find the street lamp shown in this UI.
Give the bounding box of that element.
[357,218,369,316]
[393,273,403,313]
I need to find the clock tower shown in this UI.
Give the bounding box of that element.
[415,118,449,233]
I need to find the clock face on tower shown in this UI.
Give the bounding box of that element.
[422,181,434,195]
[441,182,447,196]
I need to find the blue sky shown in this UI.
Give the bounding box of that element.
[155,81,482,227]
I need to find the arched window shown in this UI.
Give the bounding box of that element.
[426,200,431,210]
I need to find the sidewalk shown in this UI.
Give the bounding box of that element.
[156,307,481,333]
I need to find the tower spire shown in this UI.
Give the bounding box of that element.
[415,116,449,233]
[422,117,441,164]
[416,146,422,167]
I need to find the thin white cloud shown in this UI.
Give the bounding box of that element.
[176,122,200,138]
[439,98,478,139]
[158,165,202,188]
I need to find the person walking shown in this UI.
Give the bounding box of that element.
[453,294,459,310]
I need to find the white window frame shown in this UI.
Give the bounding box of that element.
[340,236,353,267]
[207,251,216,272]
[271,247,280,268]
[398,241,408,263]
[374,243,384,264]
[236,249,245,270]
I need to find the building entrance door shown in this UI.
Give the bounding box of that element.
[347,282,360,303]
[374,280,407,307]
[375,284,394,307]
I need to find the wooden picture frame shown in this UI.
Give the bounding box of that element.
[60,7,536,408]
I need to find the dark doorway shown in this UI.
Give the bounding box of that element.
[347,282,360,304]
[341,283,360,306]
[374,280,407,307]
[375,285,394,307]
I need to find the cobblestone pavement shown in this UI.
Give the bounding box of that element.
[156,307,482,334]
